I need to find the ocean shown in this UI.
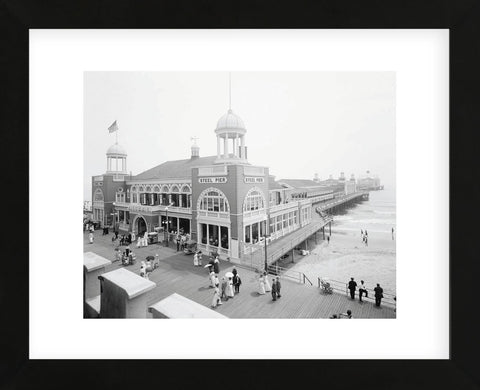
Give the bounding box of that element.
[290,188,397,293]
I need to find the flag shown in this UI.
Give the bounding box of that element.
[108,120,118,133]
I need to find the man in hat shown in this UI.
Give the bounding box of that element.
[276,277,282,298]
[271,278,277,301]
[374,283,384,307]
[348,277,357,300]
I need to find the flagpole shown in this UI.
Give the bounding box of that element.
[116,123,118,144]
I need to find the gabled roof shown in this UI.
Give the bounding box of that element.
[277,179,325,189]
[268,176,285,190]
[133,156,218,180]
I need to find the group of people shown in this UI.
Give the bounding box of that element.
[175,233,191,252]
[347,277,384,307]
[211,267,242,308]
[192,251,203,266]
[330,309,353,319]
[258,272,282,301]
[360,229,368,246]
[85,223,95,244]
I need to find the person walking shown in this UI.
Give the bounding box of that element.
[276,278,282,298]
[213,256,220,275]
[233,273,242,294]
[198,251,203,266]
[348,277,357,300]
[209,270,216,288]
[358,280,368,302]
[220,277,227,300]
[193,252,199,266]
[264,272,271,292]
[271,278,278,301]
[226,276,234,299]
[258,274,266,295]
[89,231,94,244]
[211,284,222,308]
[327,235,330,244]
[374,283,384,307]
[176,236,180,252]
[232,267,237,278]
[365,236,368,247]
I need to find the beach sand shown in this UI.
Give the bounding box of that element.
[289,226,396,294]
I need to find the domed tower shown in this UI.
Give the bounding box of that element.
[214,109,248,164]
[106,143,127,174]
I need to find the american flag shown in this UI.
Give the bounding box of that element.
[108,120,118,133]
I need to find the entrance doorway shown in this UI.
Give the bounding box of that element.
[136,216,147,236]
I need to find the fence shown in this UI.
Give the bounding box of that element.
[317,277,396,307]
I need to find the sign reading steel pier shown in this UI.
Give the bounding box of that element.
[198,177,227,184]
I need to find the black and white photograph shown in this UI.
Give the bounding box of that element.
[83,71,396,319]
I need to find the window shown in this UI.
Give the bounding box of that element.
[243,188,265,212]
[198,188,230,213]
[93,188,104,201]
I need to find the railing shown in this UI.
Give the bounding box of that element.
[315,192,365,212]
[197,210,230,219]
[197,243,230,259]
[265,264,313,285]
[245,220,331,270]
[317,277,396,306]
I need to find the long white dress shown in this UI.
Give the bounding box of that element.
[193,253,199,266]
[89,232,94,243]
[264,275,271,292]
[210,272,216,287]
[226,279,234,298]
[258,276,266,295]
[211,286,221,307]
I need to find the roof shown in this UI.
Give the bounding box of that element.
[148,293,228,318]
[268,176,285,190]
[133,156,218,180]
[84,252,112,272]
[100,268,156,299]
[106,143,127,156]
[277,179,326,189]
[216,109,246,131]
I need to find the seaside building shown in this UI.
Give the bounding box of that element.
[357,170,383,190]
[90,106,360,263]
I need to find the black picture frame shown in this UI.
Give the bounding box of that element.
[1,0,477,388]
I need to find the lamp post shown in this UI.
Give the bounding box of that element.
[164,202,174,247]
[264,234,270,272]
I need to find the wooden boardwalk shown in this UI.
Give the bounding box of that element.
[85,231,395,319]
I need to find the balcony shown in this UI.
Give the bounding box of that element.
[127,203,191,214]
[197,210,230,219]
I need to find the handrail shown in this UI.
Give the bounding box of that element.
[317,277,396,306]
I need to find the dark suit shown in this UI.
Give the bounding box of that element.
[276,280,281,298]
[374,286,384,307]
[271,281,277,301]
[348,280,357,299]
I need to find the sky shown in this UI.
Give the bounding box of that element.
[84,72,395,201]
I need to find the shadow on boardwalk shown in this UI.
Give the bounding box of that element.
[84,230,395,319]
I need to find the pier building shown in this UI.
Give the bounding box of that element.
[91,108,367,267]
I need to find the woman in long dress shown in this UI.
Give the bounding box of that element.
[89,232,94,244]
[211,284,222,308]
[226,277,235,299]
[264,272,271,292]
[193,252,199,266]
[209,271,216,288]
[258,274,266,295]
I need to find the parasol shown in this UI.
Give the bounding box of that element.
[204,264,212,268]
[225,271,234,278]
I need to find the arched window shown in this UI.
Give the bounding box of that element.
[138,186,144,192]
[243,188,265,212]
[153,185,160,193]
[161,185,169,193]
[181,185,191,193]
[94,188,104,201]
[198,188,230,213]
[145,186,152,192]
[171,185,180,193]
